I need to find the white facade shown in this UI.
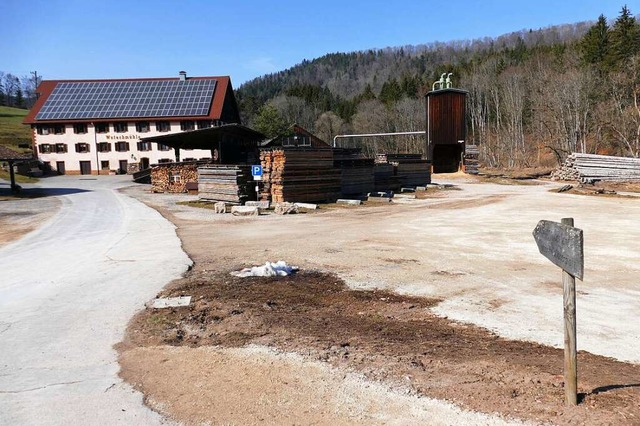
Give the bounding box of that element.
[33,121,214,175]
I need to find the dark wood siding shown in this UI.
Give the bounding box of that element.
[427,90,467,146]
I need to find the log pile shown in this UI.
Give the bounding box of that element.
[198,165,253,203]
[260,148,341,203]
[334,148,375,196]
[464,144,480,175]
[552,153,640,182]
[151,163,199,193]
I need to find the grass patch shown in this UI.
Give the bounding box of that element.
[176,200,217,209]
[0,106,32,152]
[0,169,39,184]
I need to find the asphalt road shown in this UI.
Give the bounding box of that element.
[0,176,191,425]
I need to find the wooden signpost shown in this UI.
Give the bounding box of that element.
[533,218,584,406]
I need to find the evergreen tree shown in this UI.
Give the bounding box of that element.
[254,104,289,138]
[580,14,609,68]
[608,6,640,68]
[379,78,402,105]
[16,88,25,109]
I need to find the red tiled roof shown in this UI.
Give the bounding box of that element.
[23,76,233,124]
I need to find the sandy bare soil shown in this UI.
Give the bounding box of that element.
[119,176,640,425]
[0,196,60,246]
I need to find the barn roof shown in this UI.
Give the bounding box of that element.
[0,145,33,161]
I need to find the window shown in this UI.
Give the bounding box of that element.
[158,158,172,163]
[137,141,152,151]
[75,143,90,153]
[157,144,171,151]
[169,172,181,183]
[55,143,68,153]
[95,123,109,133]
[197,120,212,129]
[115,141,130,152]
[39,144,52,154]
[73,123,88,134]
[156,121,170,132]
[97,142,111,153]
[37,125,51,135]
[136,121,150,133]
[282,135,310,147]
[101,160,110,170]
[114,122,128,133]
[180,120,195,131]
[53,124,66,135]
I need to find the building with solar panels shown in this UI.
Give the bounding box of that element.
[23,72,242,175]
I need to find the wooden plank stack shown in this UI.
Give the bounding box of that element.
[198,165,253,203]
[552,153,640,183]
[387,154,432,187]
[373,163,399,191]
[464,144,480,175]
[260,148,341,203]
[333,148,375,196]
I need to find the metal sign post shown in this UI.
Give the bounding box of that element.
[533,218,584,406]
[251,165,263,199]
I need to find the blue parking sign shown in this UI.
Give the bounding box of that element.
[251,165,263,178]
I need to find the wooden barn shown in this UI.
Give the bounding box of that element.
[426,88,468,173]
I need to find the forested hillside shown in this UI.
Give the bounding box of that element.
[237,6,640,168]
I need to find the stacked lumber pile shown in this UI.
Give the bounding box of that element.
[334,148,375,196]
[260,148,341,203]
[198,165,253,203]
[374,154,430,189]
[464,144,480,175]
[388,154,431,186]
[552,153,640,182]
[151,163,198,193]
[373,163,399,191]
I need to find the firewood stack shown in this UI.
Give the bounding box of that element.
[464,144,480,175]
[151,163,199,193]
[333,148,375,196]
[197,165,253,203]
[552,153,640,183]
[260,148,341,203]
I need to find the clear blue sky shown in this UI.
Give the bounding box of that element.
[0,0,635,87]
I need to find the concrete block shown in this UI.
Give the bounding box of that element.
[337,199,362,206]
[400,187,416,193]
[394,194,416,199]
[246,201,270,209]
[367,196,392,203]
[231,206,259,216]
[151,296,192,309]
[214,202,226,214]
[294,202,318,210]
[416,186,427,191]
[274,202,298,215]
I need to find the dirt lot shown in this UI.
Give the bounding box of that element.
[0,195,60,246]
[119,176,640,425]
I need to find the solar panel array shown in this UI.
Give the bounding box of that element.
[35,79,216,120]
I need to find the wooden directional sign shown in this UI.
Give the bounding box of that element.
[533,220,584,280]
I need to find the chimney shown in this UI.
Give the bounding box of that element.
[179,71,187,81]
